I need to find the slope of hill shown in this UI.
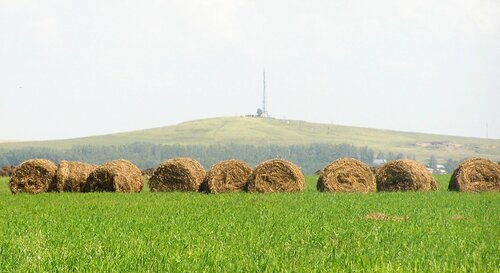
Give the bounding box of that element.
[1,117,499,161]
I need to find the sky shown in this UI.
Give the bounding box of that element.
[0,0,499,141]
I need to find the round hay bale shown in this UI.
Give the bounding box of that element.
[149,158,206,192]
[246,159,304,193]
[200,159,252,193]
[85,159,143,192]
[376,160,438,192]
[317,158,375,193]
[448,157,500,192]
[9,159,57,194]
[56,160,98,192]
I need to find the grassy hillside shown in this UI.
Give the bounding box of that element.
[1,117,499,161]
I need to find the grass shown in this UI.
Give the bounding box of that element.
[0,175,498,272]
[1,117,499,161]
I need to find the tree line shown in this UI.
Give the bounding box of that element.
[0,142,458,174]
[0,143,378,174]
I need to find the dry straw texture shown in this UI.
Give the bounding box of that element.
[85,159,143,192]
[200,159,252,193]
[448,157,500,192]
[149,158,206,192]
[56,160,98,192]
[317,158,376,193]
[376,160,438,192]
[247,159,304,193]
[9,159,57,194]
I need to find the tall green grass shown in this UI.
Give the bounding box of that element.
[0,175,498,272]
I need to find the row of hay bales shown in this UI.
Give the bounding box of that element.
[150,158,305,193]
[8,157,500,194]
[8,158,303,194]
[9,159,144,194]
[318,158,499,193]
[318,158,438,193]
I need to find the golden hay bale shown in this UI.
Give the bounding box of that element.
[56,160,98,192]
[448,157,500,192]
[149,158,206,192]
[200,159,252,193]
[376,160,438,192]
[85,159,143,192]
[246,159,304,193]
[317,158,376,193]
[9,159,57,194]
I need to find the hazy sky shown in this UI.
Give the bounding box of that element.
[1,0,499,141]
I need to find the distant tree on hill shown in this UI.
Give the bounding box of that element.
[256,108,263,117]
[444,158,459,173]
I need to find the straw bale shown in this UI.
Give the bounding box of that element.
[448,157,500,192]
[9,159,57,194]
[200,159,252,193]
[85,159,143,192]
[56,160,98,192]
[376,160,437,192]
[149,158,206,192]
[246,159,304,193]
[317,158,375,193]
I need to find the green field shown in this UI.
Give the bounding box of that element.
[2,117,499,162]
[0,175,498,272]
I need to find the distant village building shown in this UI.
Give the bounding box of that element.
[427,164,447,175]
[372,159,387,167]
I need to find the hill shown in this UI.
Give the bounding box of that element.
[1,117,499,161]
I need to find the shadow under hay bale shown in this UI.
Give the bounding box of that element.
[246,159,304,193]
[448,157,500,192]
[376,159,438,192]
[56,160,98,192]
[317,158,375,193]
[85,159,143,192]
[9,159,57,194]
[149,158,206,192]
[200,159,252,193]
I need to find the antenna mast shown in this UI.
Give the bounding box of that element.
[262,70,268,117]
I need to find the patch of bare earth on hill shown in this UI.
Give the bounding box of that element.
[414,142,463,151]
[366,213,408,222]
